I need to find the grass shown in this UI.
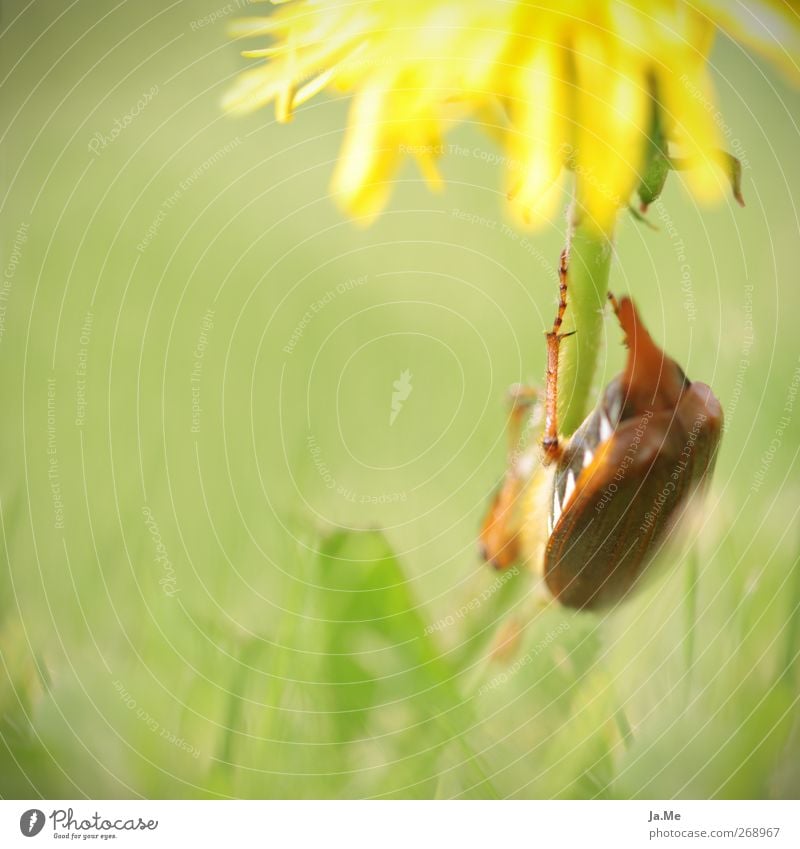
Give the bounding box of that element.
[1,0,799,798]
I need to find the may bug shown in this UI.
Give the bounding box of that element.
[480,254,723,609]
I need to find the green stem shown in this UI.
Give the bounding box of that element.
[558,212,614,436]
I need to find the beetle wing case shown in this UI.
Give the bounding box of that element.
[544,368,723,609]
[480,294,722,609]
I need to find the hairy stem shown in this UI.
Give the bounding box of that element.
[558,213,613,435]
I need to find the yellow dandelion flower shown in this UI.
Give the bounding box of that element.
[226,0,799,231]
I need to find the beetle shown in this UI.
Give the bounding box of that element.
[480,252,723,609]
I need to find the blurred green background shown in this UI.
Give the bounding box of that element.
[1,0,799,799]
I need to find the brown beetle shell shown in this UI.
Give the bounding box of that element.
[544,377,722,608]
[544,297,723,608]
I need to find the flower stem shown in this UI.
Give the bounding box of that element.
[558,214,613,436]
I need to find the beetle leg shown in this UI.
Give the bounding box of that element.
[480,383,539,569]
[506,383,538,456]
[542,250,572,463]
[480,477,522,569]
